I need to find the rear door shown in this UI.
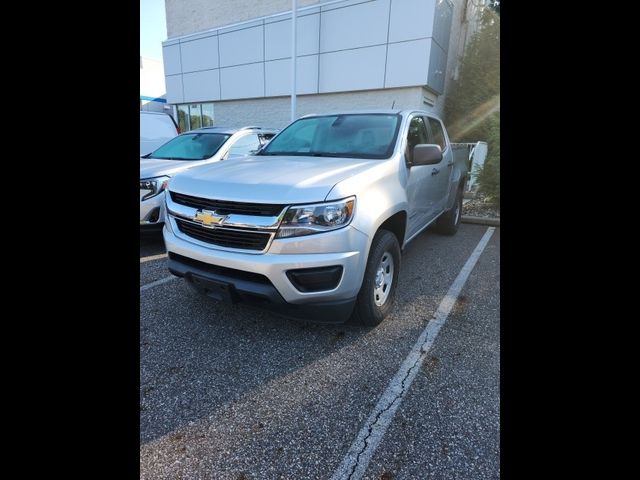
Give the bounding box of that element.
[424,116,451,215]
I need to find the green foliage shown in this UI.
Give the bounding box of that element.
[444,5,500,206]
[477,115,500,206]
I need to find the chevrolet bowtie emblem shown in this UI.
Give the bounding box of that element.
[193,210,227,227]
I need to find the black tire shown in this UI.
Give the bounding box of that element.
[351,229,401,326]
[434,188,462,236]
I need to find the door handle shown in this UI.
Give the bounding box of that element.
[431,168,440,175]
[447,160,454,166]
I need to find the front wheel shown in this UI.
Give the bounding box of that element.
[351,230,401,326]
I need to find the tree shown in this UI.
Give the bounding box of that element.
[444,3,500,205]
[477,114,500,205]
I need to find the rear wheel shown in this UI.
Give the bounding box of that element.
[434,188,462,235]
[352,230,401,326]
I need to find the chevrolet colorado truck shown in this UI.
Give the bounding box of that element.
[163,110,470,326]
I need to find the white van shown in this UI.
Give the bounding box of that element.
[140,111,179,156]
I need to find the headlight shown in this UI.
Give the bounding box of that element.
[276,197,355,238]
[140,176,170,201]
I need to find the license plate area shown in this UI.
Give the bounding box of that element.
[188,274,238,303]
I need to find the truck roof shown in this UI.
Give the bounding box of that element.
[300,109,442,120]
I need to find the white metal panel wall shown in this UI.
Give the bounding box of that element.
[319,0,389,52]
[180,35,219,72]
[162,43,182,75]
[163,0,456,103]
[218,25,264,67]
[385,38,431,88]
[264,13,320,60]
[388,0,435,43]
[319,45,386,93]
[183,70,220,102]
[220,63,265,99]
[165,75,184,103]
[265,55,319,95]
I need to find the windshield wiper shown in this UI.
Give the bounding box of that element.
[258,151,302,156]
[258,152,345,157]
[308,152,343,157]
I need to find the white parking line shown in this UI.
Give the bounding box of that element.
[140,253,168,263]
[140,275,177,292]
[331,227,496,480]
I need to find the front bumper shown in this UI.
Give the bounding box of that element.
[163,220,370,322]
[140,191,166,227]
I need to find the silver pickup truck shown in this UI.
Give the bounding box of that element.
[163,110,471,325]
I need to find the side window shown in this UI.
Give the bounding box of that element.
[227,134,261,157]
[258,133,275,145]
[426,117,447,151]
[406,116,429,163]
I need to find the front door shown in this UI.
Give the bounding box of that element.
[405,115,435,239]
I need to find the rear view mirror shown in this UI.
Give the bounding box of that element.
[412,144,442,165]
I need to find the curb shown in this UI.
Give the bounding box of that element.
[461,216,500,227]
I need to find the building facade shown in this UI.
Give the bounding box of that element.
[162,0,468,131]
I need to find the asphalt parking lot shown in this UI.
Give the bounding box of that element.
[140,224,500,479]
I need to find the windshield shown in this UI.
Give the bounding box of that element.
[147,133,231,160]
[259,114,401,159]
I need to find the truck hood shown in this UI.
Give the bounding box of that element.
[140,158,203,179]
[168,155,378,204]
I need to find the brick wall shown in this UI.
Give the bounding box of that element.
[210,86,429,129]
[166,0,320,38]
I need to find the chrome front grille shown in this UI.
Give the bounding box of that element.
[167,191,286,253]
[174,218,272,251]
[170,192,286,216]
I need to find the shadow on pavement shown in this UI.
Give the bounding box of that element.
[140,281,371,445]
[140,229,166,258]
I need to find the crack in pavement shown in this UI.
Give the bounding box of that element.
[332,227,495,480]
[346,334,428,480]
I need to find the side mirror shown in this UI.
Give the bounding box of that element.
[412,144,442,166]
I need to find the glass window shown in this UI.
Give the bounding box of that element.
[406,116,429,163]
[426,117,447,151]
[259,133,276,144]
[176,103,215,132]
[202,103,214,127]
[177,105,190,132]
[260,114,401,159]
[147,133,231,160]
[189,104,202,130]
[227,134,261,157]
